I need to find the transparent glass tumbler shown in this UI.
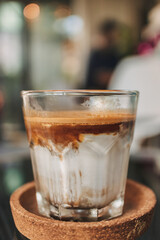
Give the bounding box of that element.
[22,90,138,221]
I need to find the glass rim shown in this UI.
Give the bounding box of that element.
[21,89,139,97]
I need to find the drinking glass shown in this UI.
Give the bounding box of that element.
[22,90,138,221]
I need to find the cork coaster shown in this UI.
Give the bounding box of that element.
[10,179,156,240]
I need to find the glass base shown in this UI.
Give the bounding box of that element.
[36,192,124,222]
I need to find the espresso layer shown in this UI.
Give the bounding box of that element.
[24,111,135,148]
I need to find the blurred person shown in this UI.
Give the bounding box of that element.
[85,20,121,89]
[109,5,160,153]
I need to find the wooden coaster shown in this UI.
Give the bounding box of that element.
[10,179,156,240]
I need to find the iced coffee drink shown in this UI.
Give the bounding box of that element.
[22,90,138,221]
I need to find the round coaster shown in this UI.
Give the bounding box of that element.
[10,179,156,240]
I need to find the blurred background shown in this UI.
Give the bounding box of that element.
[0,0,160,239]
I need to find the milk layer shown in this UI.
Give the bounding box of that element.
[30,132,130,209]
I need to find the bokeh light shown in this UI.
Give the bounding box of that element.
[63,15,84,36]
[54,5,71,18]
[23,3,40,20]
[0,2,22,31]
[53,15,84,37]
